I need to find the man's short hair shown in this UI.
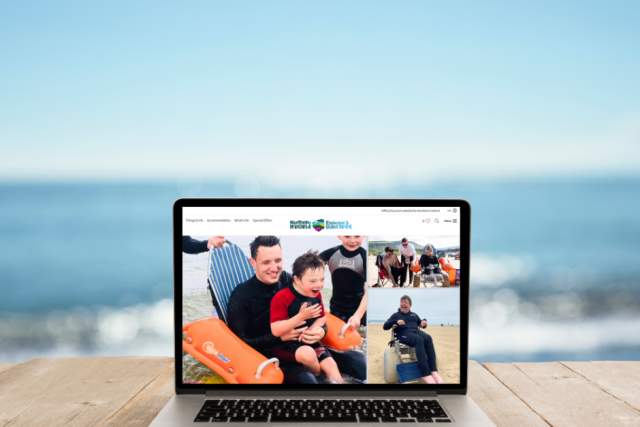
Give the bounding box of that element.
[249,236,280,259]
[401,238,408,243]
[400,295,412,305]
[292,250,325,279]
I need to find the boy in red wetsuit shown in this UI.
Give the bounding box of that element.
[270,251,343,383]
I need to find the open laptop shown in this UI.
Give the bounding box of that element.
[151,199,494,426]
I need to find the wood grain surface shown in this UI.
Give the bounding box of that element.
[0,358,638,426]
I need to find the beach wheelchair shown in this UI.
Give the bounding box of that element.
[383,325,423,383]
[182,241,363,384]
[419,244,450,287]
[420,267,449,287]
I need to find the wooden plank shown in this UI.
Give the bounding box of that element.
[486,362,640,427]
[0,357,170,427]
[468,361,549,427]
[104,358,174,427]
[562,361,640,411]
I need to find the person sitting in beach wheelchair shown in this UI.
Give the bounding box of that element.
[419,244,449,287]
[382,295,444,384]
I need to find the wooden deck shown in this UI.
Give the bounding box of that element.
[0,358,638,426]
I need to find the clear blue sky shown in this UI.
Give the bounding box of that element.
[1,1,638,187]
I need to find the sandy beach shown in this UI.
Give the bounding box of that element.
[367,323,460,384]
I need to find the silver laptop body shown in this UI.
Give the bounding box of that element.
[151,199,494,426]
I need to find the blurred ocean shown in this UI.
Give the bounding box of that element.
[1,178,639,362]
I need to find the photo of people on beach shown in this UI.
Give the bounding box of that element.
[368,236,460,288]
[182,235,368,385]
[367,288,460,384]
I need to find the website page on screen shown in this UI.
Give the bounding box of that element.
[181,206,461,385]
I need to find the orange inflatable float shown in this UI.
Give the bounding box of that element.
[183,314,361,384]
[439,258,458,286]
[183,318,284,384]
[324,313,363,350]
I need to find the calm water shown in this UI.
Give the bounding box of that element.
[1,178,639,362]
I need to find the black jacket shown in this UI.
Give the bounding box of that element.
[182,236,208,254]
[383,309,426,337]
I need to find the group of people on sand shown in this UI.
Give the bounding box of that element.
[380,238,449,287]
[183,235,367,384]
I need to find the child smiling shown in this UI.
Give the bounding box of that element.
[270,251,343,383]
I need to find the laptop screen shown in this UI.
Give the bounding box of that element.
[179,203,465,387]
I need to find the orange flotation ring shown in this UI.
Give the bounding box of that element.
[322,313,363,350]
[183,318,284,384]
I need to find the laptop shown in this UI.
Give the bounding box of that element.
[151,199,494,426]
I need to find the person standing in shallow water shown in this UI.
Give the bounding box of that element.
[383,295,444,384]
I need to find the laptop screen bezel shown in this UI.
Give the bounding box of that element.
[173,198,470,394]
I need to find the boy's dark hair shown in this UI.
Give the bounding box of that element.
[249,236,280,259]
[400,295,412,305]
[385,246,393,253]
[292,250,325,279]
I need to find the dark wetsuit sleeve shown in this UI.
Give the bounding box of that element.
[319,246,338,262]
[383,312,398,330]
[182,236,208,254]
[228,289,280,350]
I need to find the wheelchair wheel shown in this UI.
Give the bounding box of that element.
[383,347,400,383]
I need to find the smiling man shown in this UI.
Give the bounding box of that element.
[226,236,320,383]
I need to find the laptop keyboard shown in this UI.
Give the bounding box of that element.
[194,399,450,423]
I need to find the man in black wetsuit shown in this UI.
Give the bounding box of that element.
[227,236,365,384]
[383,295,444,384]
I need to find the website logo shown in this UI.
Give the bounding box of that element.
[289,219,352,231]
[312,219,325,232]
